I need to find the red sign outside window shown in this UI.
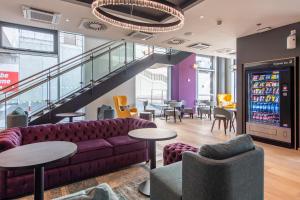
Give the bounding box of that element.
[0,64,19,92]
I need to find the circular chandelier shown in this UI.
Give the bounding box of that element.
[91,0,185,33]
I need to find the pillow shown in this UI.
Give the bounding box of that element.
[120,105,130,111]
[53,183,119,200]
[11,107,26,115]
[199,134,255,160]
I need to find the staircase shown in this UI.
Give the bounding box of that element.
[0,40,192,126]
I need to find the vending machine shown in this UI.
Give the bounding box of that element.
[244,58,297,148]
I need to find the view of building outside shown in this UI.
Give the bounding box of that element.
[196,55,215,101]
[0,23,84,128]
[135,66,169,114]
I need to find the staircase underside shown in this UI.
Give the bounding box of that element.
[29,51,192,125]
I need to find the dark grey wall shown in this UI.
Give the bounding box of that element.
[236,22,300,139]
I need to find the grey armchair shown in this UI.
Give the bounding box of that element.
[97,105,115,120]
[6,108,29,128]
[151,146,264,200]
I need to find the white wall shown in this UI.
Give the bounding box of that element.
[85,36,110,51]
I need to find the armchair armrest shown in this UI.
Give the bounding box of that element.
[0,128,22,152]
[127,118,157,131]
[129,107,138,113]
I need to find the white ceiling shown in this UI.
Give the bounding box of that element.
[0,0,300,58]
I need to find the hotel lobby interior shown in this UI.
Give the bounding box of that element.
[0,0,300,200]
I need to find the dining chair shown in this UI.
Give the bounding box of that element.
[211,107,234,134]
[197,100,213,120]
[165,101,182,123]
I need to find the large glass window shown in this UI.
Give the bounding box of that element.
[136,66,170,115]
[196,55,215,101]
[59,32,84,98]
[1,23,57,54]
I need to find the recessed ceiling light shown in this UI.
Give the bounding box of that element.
[184,32,193,36]
[65,18,70,22]
[200,15,204,19]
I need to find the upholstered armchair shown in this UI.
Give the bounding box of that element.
[217,94,236,109]
[113,96,138,118]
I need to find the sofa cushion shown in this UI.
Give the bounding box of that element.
[106,136,147,155]
[71,139,113,164]
[199,134,255,160]
[150,162,182,200]
[0,128,22,152]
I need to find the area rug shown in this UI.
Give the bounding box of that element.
[19,145,164,200]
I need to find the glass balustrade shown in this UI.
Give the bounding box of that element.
[0,40,174,128]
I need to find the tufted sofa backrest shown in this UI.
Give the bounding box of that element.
[20,118,130,145]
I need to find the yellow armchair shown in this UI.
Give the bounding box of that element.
[113,96,138,118]
[217,94,236,109]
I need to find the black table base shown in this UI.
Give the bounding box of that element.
[34,167,44,200]
[138,141,156,196]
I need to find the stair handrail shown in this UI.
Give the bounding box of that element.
[0,41,126,104]
[0,40,118,93]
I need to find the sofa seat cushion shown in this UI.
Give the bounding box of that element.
[71,139,113,164]
[150,162,182,200]
[199,134,255,160]
[106,136,147,155]
[7,159,69,178]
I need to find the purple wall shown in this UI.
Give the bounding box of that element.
[171,53,196,108]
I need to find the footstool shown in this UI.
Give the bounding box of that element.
[139,112,153,121]
[163,143,198,165]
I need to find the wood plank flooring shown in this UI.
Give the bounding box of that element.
[20,117,300,200]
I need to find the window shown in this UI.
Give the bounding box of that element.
[59,32,84,98]
[196,55,215,101]
[136,66,170,114]
[231,59,237,102]
[0,22,58,54]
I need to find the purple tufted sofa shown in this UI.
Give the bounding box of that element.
[0,118,156,199]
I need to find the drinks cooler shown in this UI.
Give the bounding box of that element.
[244,58,297,148]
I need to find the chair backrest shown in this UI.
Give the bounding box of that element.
[182,147,264,200]
[213,107,232,120]
[113,96,130,118]
[217,94,233,107]
[169,101,182,108]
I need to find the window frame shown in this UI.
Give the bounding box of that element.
[0,21,58,55]
[196,54,216,102]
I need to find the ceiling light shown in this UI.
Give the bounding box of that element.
[91,0,185,33]
[200,15,204,19]
[184,32,193,36]
[65,18,70,22]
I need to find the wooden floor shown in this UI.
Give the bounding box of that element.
[156,117,300,200]
[21,117,300,200]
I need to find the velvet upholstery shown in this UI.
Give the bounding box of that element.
[0,118,156,200]
[163,143,199,165]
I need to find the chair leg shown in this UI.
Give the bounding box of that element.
[191,113,194,119]
[228,120,231,132]
[224,119,227,135]
[165,115,168,122]
[232,120,236,132]
[218,119,221,130]
[179,115,182,122]
[211,119,216,132]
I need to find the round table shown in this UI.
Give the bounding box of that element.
[128,128,177,197]
[56,112,85,122]
[0,141,77,200]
